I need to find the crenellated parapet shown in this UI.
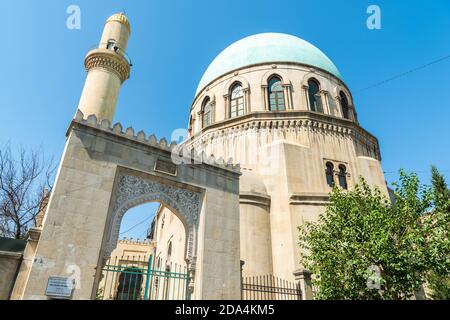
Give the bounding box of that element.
[71,110,241,173]
[118,238,152,245]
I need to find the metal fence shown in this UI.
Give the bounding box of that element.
[97,255,190,300]
[241,274,302,300]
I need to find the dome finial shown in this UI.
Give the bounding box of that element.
[106,12,131,34]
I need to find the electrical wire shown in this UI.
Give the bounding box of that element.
[119,214,154,236]
[356,54,450,93]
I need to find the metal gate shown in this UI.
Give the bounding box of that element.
[241,274,302,300]
[97,255,190,300]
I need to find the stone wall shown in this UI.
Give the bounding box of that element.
[0,237,26,300]
[0,251,22,300]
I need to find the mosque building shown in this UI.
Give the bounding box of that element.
[2,13,390,300]
[148,23,387,286]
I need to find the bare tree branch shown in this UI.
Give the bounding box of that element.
[0,143,55,239]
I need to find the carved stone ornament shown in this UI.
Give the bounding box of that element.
[104,174,201,262]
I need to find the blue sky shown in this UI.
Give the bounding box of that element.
[1,1,449,238]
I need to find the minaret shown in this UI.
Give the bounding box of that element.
[77,13,131,122]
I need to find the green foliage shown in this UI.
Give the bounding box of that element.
[427,271,450,300]
[431,165,450,213]
[425,166,450,299]
[299,169,449,300]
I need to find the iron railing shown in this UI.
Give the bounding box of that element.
[97,255,190,300]
[241,274,302,300]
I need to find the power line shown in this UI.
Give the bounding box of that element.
[119,215,154,236]
[356,54,450,93]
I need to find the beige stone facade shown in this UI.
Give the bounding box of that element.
[181,39,388,284]
[151,206,187,271]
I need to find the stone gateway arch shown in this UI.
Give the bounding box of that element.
[14,112,241,300]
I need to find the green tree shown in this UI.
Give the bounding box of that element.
[425,166,450,299]
[298,170,448,300]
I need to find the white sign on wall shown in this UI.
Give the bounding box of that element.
[45,277,74,299]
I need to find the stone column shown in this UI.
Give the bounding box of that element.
[243,88,250,113]
[302,85,310,111]
[223,94,230,119]
[211,100,216,123]
[261,85,268,110]
[349,105,358,123]
[334,96,342,117]
[9,227,42,300]
[293,269,314,300]
[283,84,293,110]
[320,90,330,115]
[197,111,202,132]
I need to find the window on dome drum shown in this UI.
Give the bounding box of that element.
[202,98,212,128]
[167,241,172,260]
[230,83,245,118]
[325,162,335,187]
[308,79,323,113]
[268,76,285,111]
[340,91,350,120]
[338,165,348,190]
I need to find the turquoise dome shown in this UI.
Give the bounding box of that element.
[196,33,341,96]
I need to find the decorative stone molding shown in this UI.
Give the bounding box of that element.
[223,76,251,96]
[260,69,290,86]
[294,269,314,300]
[186,110,381,161]
[27,227,42,242]
[290,193,330,205]
[118,238,152,245]
[85,49,131,83]
[103,173,202,294]
[72,110,240,172]
[105,174,201,261]
[239,192,271,207]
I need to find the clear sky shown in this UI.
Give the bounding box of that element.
[1,0,449,238]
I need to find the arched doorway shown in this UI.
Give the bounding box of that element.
[116,267,143,300]
[97,197,191,300]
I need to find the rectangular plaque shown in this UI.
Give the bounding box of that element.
[45,277,74,299]
[154,158,177,176]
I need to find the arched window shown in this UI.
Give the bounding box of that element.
[157,256,161,269]
[161,214,165,229]
[340,91,350,120]
[202,98,212,128]
[268,76,285,111]
[167,242,172,260]
[338,165,348,190]
[325,162,335,187]
[230,83,245,118]
[308,79,323,113]
[106,39,117,51]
